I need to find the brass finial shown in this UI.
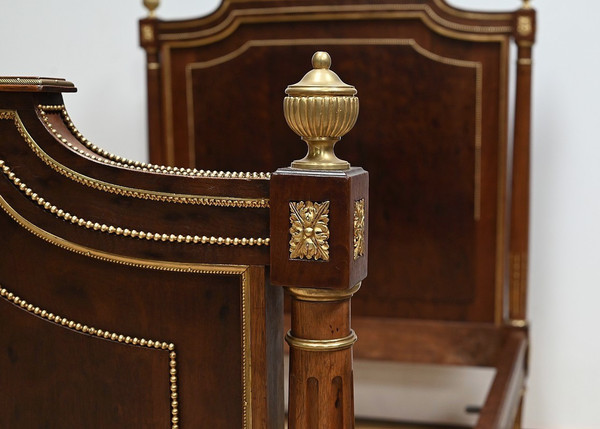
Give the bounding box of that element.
[284,52,359,170]
[522,0,531,9]
[143,0,160,18]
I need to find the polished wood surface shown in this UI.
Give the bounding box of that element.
[140,0,533,324]
[0,87,278,427]
[141,0,536,427]
[1,62,368,425]
[271,165,369,427]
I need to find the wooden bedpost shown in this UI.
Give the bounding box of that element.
[509,3,536,327]
[140,0,166,165]
[270,52,368,428]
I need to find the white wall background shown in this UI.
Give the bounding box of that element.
[1,1,599,427]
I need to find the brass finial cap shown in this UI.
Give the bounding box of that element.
[286,52,357,97]
[284,52,359,170]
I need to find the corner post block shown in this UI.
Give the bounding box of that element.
[270,52,368,428]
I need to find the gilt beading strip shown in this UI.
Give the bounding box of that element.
[0,285,179,428]
[0,159,269,247]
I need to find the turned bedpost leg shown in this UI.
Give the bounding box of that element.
[286,284,361,428]
[270,52,368,428]
[509,5,536,327]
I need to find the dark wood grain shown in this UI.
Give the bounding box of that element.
[0,87,282,428]
[140,0,536,427]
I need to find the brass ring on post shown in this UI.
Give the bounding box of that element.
[286,282,361,302]
[508,319,528,328]
[285,329,357,352]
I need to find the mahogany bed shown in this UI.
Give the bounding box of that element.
[0,53,367,428]
[139,0,536,428]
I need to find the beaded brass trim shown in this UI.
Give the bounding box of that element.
[0,285,179,428]
[0,159,269,247]
[38,105,271,181]
[289,200,330,261]
[0,110,269,209]
[353,199,365,260]
[285,329,357,352]
[0,199,252,426]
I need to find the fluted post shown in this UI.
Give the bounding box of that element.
[270,52,368,429]
[509,4,536,327]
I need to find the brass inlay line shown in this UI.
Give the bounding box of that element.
[289,200,330,261]
[158,3,511,324]
[432,0,513,21]
[187,38,482,219]
[157,0,514,31]
[285,329,358,352]
[165,5,508,169]
[510,252,527,319]
[0,110,269,209]
[159,5,512,42]
[0,194,252,426]
[0,285,179,428]
[0,159,269,247]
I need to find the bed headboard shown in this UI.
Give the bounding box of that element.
[140,0,536,325]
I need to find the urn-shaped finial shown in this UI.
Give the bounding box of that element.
[284,52,359,170]
[143,0,160,17]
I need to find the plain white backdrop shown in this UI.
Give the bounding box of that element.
[1,1,599,427]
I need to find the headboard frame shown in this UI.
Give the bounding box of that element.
[140,0,536,326]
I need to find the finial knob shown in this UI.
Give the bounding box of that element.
[312,51,331,69]
[284,51,359,170]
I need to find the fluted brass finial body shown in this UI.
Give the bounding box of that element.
[143,0,160,17]
[284,52,359,170]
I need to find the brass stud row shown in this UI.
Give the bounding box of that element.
[0,285,179,428]
[0,159,270,247]
[38,105,271,180]
[2,110,268,208]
